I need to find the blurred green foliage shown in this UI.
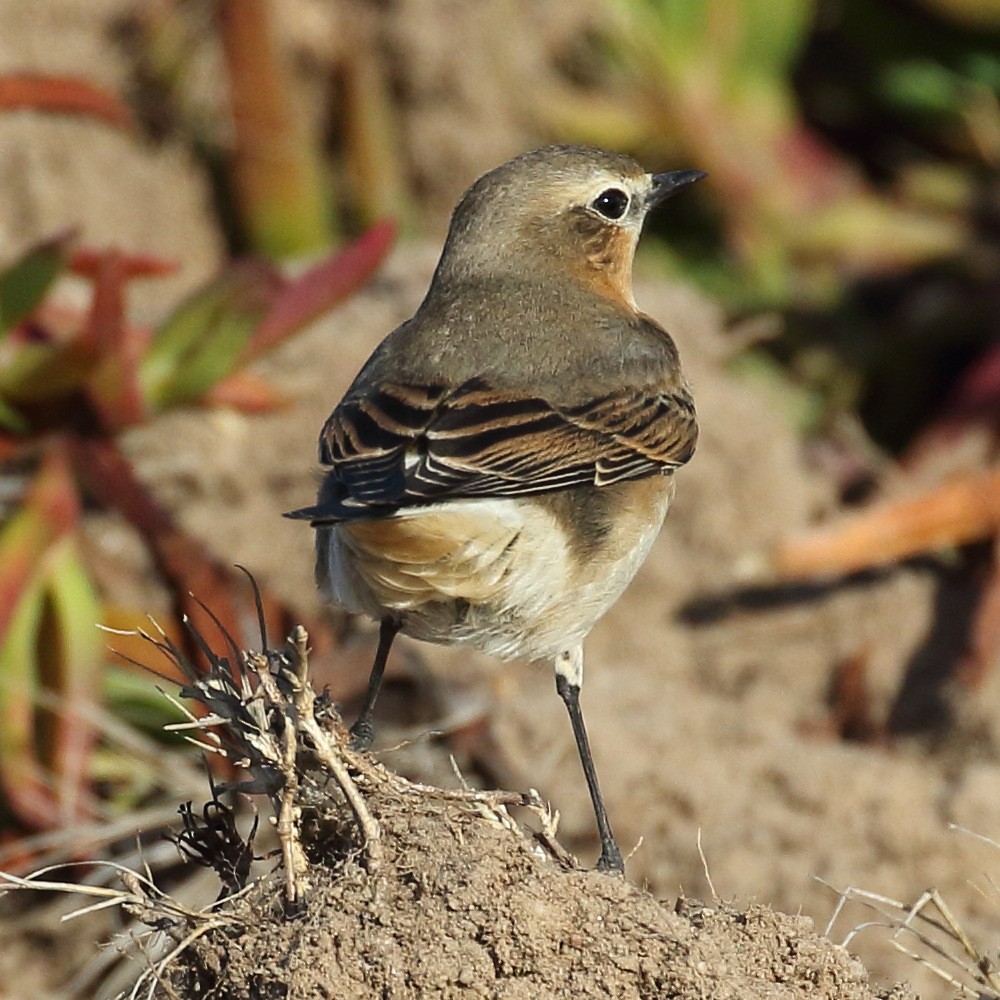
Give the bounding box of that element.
[0,234,68,334]
[540,0,1000,451]
[0,4,398,850]
[121,0,1000,453]
[0,224,394,840]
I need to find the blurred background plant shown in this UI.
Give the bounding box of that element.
[0,220,394,847]
[0,9,394,861]
[0,4,999,999]
[537,0,1000,453]
[0,0,999,948]
[118,0,1000,450]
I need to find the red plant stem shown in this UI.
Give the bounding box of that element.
[243,220,395,363]
[0,444,79,641]
[774,467,1000,579]
[216,0,330,258]
[0,74,134,130]
[83,251,149,430]
[70,247,178,279]
[66,433,291,661]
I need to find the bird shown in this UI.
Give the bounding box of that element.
[287,144,702,873]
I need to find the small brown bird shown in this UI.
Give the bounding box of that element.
[288,145,701,872]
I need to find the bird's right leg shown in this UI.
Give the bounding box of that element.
[349,616,401,750]
[554,645,624,874]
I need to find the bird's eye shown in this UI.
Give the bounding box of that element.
[591,188,630,220]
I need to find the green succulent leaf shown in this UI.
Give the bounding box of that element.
[0,566,45,786]
[103,666,188,739]
[139,261,279,411]
[0,233,71,336]
[0,395,27,433]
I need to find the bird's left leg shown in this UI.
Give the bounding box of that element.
[349,616,401,751]
[554,645,624,874]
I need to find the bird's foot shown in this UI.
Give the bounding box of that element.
[348,718,374,752]
[595,841,624,875]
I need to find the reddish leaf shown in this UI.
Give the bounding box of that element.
[773,467,1000,580]
[203,371,290,413]
[0,74,134,130]
[242,220,396,363]
[81,250,149,430]
[70,247,179,280]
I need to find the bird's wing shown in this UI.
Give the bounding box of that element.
[287,376,697,523]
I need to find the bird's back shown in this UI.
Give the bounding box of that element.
[344,275,687,406]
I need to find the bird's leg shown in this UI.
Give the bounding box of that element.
[349,616,401,751]
[554,646,624,874]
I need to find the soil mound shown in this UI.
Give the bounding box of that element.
[172,775,912,1000]
[160,629,913,1000]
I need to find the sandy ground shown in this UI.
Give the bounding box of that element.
[160,738,918,1000]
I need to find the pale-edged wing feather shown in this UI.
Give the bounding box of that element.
[288,376,696,523]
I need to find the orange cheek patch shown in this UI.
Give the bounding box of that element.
[571,226,637,308]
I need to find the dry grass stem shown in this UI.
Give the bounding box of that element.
[823,879,1000,999]
[0,859,249,1000]
[774,466,1000,580]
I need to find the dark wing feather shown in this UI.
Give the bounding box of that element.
[287,377,697,523]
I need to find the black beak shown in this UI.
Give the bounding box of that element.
[646,169,707,210]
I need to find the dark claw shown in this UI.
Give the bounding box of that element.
[595,842,625,874]
[349,718,375,752]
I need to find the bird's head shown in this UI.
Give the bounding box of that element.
[432,145,705,308]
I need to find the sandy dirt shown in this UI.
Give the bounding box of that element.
[164,767,915,1000]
